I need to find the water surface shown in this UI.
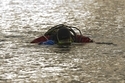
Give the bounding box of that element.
[0,0,125,83]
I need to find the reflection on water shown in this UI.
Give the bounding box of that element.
[0,0,125,83]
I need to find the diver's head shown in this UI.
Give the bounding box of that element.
[57,27,72,46]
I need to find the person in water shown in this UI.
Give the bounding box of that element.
[31,24,93,45]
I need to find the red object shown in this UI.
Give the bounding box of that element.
[31,35,50,43]
[76,35,93,43]
[31,35,93,43]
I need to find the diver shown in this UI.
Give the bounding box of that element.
[31,24,93,45]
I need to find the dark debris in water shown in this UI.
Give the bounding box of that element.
[4,35,24,38]
[95,42,117,46]
[0,39,6,42]
[69,80,82,83]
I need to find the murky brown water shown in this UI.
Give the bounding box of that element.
[0,0,125,83]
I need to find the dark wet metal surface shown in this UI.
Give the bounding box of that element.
[0,0,125,83]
